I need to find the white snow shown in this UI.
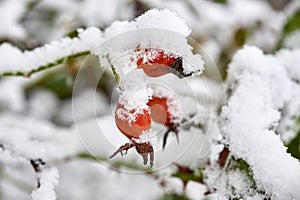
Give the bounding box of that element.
[0,78,26,112]
[0,0,28,39]
[95,9,204,79]
[0,126,49,160]
[0,27,102,75]
[135,9,191,37]
[31,168,59,200]
[56,160,162,200]
[222,46,300,199]
[0,112,82,162]
[276,48,300,82]
[227,46,291,108]
[185,181,206,200]
[62,88,109,124]
[1,2,298,199]
[28,89,59,120]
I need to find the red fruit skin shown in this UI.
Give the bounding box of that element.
[115,104,151,139]
[137,50,177,77]
[147,97,172,127]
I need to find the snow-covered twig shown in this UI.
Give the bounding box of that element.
[0,113,81,200]
[0,27,102,77]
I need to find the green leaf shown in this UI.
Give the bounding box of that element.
[214,0,227,4]
[287,130,300,160]
[228,158,256,187]
[171,167,203,183]
[277,8,300,50]
[283,9,300,37]
[27,67,74,99]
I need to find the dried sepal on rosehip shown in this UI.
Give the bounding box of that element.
[136,48,195,78]
[110,103,154,167]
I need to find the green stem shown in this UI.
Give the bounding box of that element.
[105,54,120,84]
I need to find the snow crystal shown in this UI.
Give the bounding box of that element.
[31,168,59,200]
[222,46,300,199]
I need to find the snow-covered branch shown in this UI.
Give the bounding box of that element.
[0,27,102,77]
[221,46,300,199]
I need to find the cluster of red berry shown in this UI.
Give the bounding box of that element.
[110,48,192,167]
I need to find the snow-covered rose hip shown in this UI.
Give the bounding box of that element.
[136,48,192,78]
[147,96,180,149]
[114,103,151,138]
[110,103,154,167]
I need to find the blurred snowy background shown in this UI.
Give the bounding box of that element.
[0,0,300,199]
